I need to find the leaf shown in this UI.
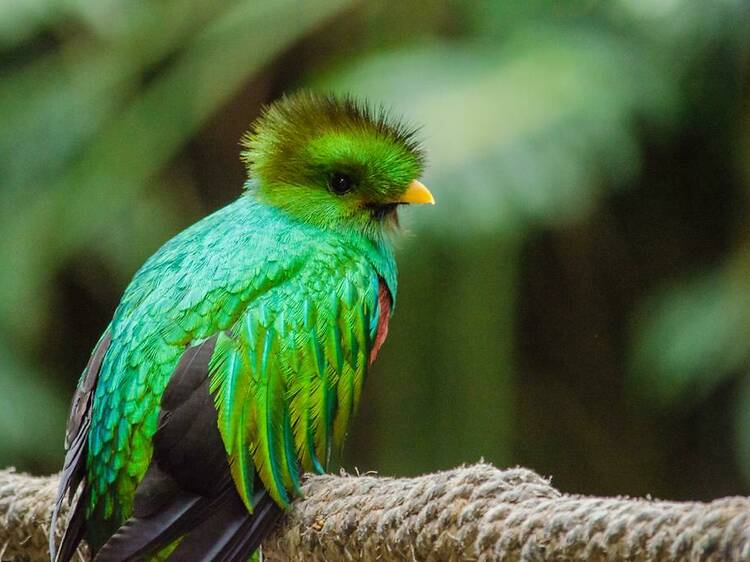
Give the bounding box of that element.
[316,25,679,237]
[629,268,750,408]
[0,0,355,341]
[0,344,69,471]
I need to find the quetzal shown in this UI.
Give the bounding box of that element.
[49,92,433,561]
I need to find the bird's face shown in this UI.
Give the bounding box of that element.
[242,92,433,237]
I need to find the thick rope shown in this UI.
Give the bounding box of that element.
[1,463,748,561]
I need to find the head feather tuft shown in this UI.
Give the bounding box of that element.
[240,91,424,180]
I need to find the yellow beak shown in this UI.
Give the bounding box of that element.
[398,180,435,205]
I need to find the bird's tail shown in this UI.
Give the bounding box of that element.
[93,478,281,562]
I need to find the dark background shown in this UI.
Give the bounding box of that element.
[1,0,749,502]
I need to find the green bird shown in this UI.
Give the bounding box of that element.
[50,92,433,562]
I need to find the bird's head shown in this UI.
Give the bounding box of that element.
[241,92,433,237]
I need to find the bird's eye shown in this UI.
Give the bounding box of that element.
[329,173,355,195]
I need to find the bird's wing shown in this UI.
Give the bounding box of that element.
[95,336,283,562]
[97,272,393,560]
[50,329,112,562]
[209,274,393,510]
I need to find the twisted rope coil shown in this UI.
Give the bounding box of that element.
[1,463,748,561]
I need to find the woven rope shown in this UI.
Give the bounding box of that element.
[1,463,748,561]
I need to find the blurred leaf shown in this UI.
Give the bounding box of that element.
[318,25,679,237]
[0,0,58,47]
[0,0,354,341]
[88,179,190,276]
[0,343,68,470]
[610,0,750,66]
[0,0,233,204]
[630,267,750,408]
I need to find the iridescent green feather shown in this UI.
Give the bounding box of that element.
[208,261,389,509]
[208,332,255,511]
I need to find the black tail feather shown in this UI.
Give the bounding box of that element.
[166,488,283,562]
[53,496,87,562]
[93,492,207,562]
[217,492,283,562]
[51,330,112,562]
[95,481,282,562]
[164,495,248,561]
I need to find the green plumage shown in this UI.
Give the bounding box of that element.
[86,190,397,543]
[66,92,427,557]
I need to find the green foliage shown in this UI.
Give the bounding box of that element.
[318,27,678,236]
[0,344,67,469]
[631,266,750,408]
[631,252,750,479]
[0,0,356,340]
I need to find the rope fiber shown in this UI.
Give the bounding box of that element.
[1,463,748,561]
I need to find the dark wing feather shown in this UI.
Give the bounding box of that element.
[212,491,282,562]
[93,487,209,562]
[95,335,283,562]
[53,499,87,562]
[51,330,112,562]
[158,487,248,561]
[164,486,280,562]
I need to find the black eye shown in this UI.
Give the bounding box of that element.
[329,173,355,195]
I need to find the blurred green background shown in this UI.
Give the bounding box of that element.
[2,0,750,502]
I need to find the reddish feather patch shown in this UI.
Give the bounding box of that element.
[369,279,392,365]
